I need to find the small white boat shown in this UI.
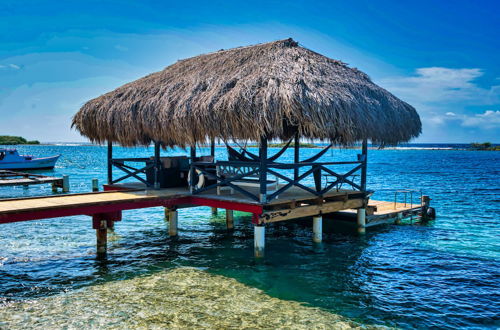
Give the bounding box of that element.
[0,148,60,170]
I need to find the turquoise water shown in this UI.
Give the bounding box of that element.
[0,145,498,328]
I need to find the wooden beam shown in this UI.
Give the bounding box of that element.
[361,139,368,191]
[259,198,364,223]
[189,145,196,193]
[107,141,113,184]
[154,141,161,188]
[294,132,299,180]
[210,137,215,158]
[259,136,268,203]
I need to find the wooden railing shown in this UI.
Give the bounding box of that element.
[110,158,154,186]
[190,159,365,203]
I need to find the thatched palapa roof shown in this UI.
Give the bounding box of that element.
[72,38,421,147]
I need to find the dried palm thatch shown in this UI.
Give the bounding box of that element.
[72,38,421,147]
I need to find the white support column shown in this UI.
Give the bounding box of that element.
[62,175,70,192]
[357,208,366,234]
[226,209,234,230]
[168,210,178,237]
[395,212,403,225]
[254,225,265,258]
[164,207,170,222]
[312,215,322,243]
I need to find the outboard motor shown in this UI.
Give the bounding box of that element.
[421,195,436,221]
[426,206,436,220]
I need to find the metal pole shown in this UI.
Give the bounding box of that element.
[107,141,113,184]
[154,141,161,189]
[294,132,299,181]
[259,136,268,203]
[361,139,368,191]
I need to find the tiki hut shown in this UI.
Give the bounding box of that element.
[72,38,421,147]
[72,38,421,203]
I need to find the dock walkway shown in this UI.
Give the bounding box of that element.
[0,184,426,257]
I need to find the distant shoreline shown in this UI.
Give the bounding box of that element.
[12,142,498,151]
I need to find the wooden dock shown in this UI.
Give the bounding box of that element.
[0,170,64,188]
[0,183,429,258]
[328,200,423,227]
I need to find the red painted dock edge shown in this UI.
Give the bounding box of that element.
[0,194,263,225]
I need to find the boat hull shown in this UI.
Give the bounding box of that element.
[0,155,60,170]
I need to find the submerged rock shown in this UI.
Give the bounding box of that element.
[0,267,370,329]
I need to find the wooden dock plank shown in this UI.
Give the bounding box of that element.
[0,190,186,214]
[260,198,364,223]
[0,170,62,187]
[0,184,367,224]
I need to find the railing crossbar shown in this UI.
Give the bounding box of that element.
[112,163,151,185]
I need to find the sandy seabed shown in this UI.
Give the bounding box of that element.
[0,267,376,329]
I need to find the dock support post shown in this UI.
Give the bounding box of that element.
[395,212,403,225]
[360,139,368,191]
[154,141,161,189]
[312,215,322,243]
[259,136,268,203]
[107,141,113,184]
[294,132,300,180]
[52,183,58,193]
[357,208,366,234]
[62,175,69,192]
[210,137,215,158]
[164,207,170,222]
[168,209,178,237]
[189,145,196,194]
[96,220,107,258]
[254,225,265,258]
[211,207,218,216]
[92,178,99,192]
[226,209,234,230]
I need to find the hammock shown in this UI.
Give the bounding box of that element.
[228,138,293,162]
[227,144,255,162]
[300,144,332,163]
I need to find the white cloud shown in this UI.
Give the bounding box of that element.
[461,110,500,129]
[0,63,21,70]
[380,67,499,104]
[426,110,500,130]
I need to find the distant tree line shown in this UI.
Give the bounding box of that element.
[470,142,499,151]
[0,135,40,145]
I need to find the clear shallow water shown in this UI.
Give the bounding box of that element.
[0,145,499,328]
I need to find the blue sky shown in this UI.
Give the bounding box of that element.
[1,0,499,143]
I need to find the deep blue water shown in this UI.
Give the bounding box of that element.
[0,145,498,328]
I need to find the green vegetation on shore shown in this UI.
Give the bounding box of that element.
[0,135,40,145]
[269,142,318,148]
[470,142,499,151]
